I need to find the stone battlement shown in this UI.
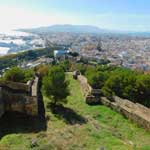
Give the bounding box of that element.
[0,81,30,93]
[101,96,150,130]
[77,75,92,97]
[0,77,39,117]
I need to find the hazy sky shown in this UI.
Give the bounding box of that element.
[1,0,150,32]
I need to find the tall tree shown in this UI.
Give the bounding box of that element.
[42,66,69,106]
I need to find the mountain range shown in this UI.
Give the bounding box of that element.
[19,25,111,34]
[19,24,150,36]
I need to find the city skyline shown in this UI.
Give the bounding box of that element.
[0,0,150,32]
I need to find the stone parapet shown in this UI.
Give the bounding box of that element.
[77,75,92,97]
[0,77,39,117]
[77,74,150,131]
[101,96,150,130]
[0,81,29,93]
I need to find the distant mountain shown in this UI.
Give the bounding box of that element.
[19,24,108,34]
[19,24,150,37]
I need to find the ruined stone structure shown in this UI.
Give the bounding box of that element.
[77,75,101,104]
[77,75,92,97]
[0,77,39,117]
[101,97,150,130]
[77,74,150,131]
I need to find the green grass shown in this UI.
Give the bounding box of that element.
[0,74,150,150]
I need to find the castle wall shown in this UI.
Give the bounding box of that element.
[101,97,150,130]
[2,89,38,116]
[77,75,92,97]
[0,77,39,117]
[0,81,30,93]
[77,75,150,131]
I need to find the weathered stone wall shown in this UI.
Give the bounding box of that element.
[0,81,30,93]
[77,75,150,131]
[0,77,39,117]
[77,75,101,104]
[2,89,38,116]
[31,77,39,97]
[77,75,92,97]
[101,96,150,130]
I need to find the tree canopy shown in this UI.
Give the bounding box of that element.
[4,67,34,83]
[42,66,69,106]
[85,65,150,107]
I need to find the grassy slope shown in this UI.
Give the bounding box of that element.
[0,74,150,150]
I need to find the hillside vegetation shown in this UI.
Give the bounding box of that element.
[85,65,150,107]
[0,74,149,150]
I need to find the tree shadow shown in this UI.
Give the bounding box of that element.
[48,103,88,125]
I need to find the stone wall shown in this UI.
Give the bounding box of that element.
[101,96,150,130]
[0,77,39,117]
[77,75,150,131]
[77,75,92,97]
[0,81,30,93]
